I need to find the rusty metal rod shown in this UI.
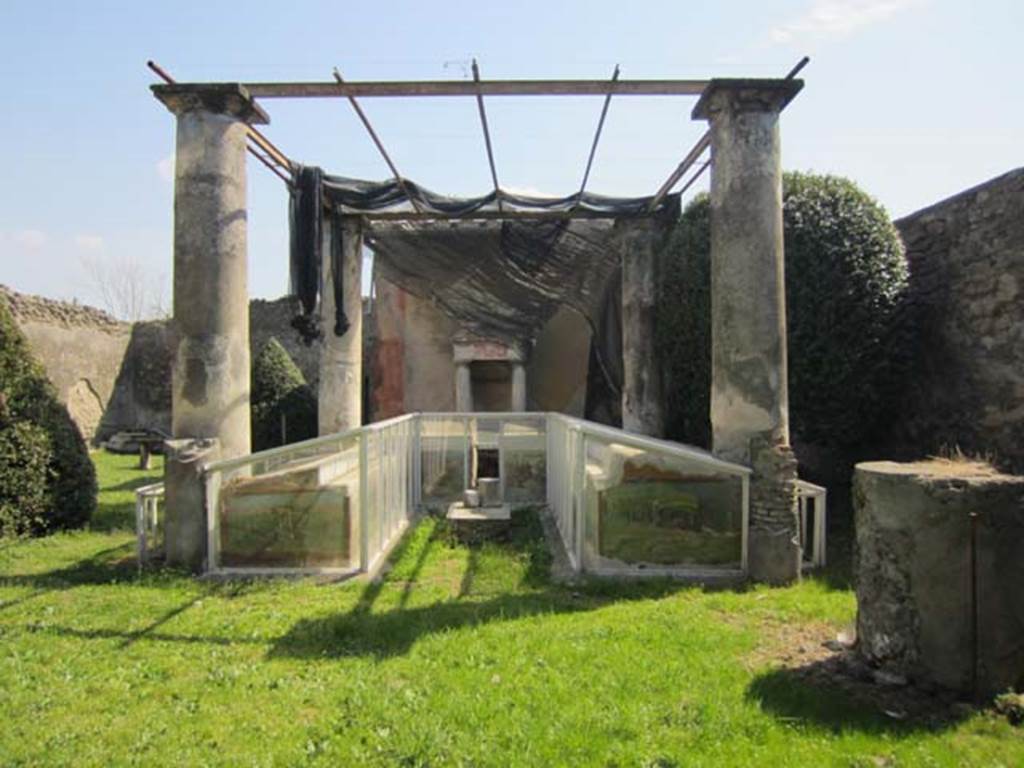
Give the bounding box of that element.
[333,68,423,214]
[576,64,620,207]
[676,158,711,198]
[648,132,711,211]
[472,59,502,211]
[147,60,293,184]
[969,510,981,703]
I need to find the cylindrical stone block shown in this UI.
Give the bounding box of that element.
[854,460,1024,697]
[319,216,364,434]
[170,109,251,459]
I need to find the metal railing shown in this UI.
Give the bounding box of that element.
[203,414,417,578]
[155,412,823,579]
[135,482,166,569]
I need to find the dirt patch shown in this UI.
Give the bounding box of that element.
[741,615,977,725]
[739,614,980,725]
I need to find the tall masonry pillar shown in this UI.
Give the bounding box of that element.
[319,215,364,434]
[692,78,804,584]
[620,219,664,437]
[153,83,268,461]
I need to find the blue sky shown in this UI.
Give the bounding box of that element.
[1,0,1021,315]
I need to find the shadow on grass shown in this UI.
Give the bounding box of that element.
[269,509,690,661]
[1,542,139,589]
[746,658,969,734]
[91,471,165,532]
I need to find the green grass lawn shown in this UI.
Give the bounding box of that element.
[0,451,1020,766]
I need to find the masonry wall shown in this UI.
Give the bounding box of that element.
[370,276,456,420]
[891,167,1024,472]
[369,275,591,419]
[2,286,133,441]
[4,287,323,443]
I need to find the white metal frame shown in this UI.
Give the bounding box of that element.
[795,479,827,568]
[174,411,818,580]
[135,481,165,570]
[547,414,752,578]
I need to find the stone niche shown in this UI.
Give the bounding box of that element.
[853,460,1024,697]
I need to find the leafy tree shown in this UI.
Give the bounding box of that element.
[251,338,318,451]
[657,172,911,458]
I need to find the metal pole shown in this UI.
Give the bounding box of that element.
[575,64,620,207]
[472,59,503,211]
[333,68,424,214]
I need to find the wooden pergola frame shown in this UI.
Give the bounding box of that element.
[148,58,808,221]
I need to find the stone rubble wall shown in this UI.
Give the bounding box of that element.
[3,286,323,443]
[891,167,1024,472]
[2,285,133,441]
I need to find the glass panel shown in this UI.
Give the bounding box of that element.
[420,417,467,506]
[500,417,547,505]
[216,438,358,568]
[582,438,743,570]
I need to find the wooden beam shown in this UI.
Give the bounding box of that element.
[242,79,709,99]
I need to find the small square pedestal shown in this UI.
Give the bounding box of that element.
[446,503,512,544]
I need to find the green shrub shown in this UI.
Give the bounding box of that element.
[0,419,52,537]
[0,297,96,533]
[251,338,317,451]
[657,172,910,455]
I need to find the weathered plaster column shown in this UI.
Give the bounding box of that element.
[319,215,364,434]
[511,363,527,411]
[693,78,803,584]
[153,83,267,461]
[621,219,664,436]
[455,363,473,412]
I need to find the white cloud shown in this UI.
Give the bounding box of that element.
[769,0,923,45]
[74,234,105,253]
[13,229,47,251]
[157,153,174,182]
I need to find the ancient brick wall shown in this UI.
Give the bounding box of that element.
[891,167,1024,472]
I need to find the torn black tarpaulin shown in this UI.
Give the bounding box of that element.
[328,211,350,337]
[289,164,323,344]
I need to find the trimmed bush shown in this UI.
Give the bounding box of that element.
[0,297,96,533]
[657,172,910,456]
[0,419,52,537]
[251,338,318,451]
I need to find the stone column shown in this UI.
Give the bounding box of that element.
[511,363,527,411]
[153,84,268,461]
[621,220,664,436]
[455,363,473,412]
[693,78,803,584]
[319,215,364,434]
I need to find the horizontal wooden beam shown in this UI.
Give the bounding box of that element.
[242,79,709,99]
